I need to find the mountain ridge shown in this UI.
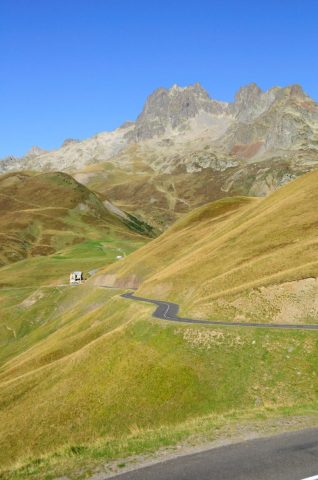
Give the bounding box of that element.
[1,82,318,228]
[2,82,316,166]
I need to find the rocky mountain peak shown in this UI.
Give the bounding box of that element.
[1,81,317,192]
[169,82,210,99]
[62,138,80,148]
[128,83,228,141]
[25,146,48,158]
[284,84,306,98]
[234,82,263,103]
[273,84,310,104]
[232,83,278,123]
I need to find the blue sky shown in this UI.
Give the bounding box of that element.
[1,0,318,157]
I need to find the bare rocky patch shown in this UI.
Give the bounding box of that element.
[213,277,318,324]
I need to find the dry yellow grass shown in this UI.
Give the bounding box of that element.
[95,169,318,322]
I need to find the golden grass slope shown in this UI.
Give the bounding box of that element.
[94,169,318,323]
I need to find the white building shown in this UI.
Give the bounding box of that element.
[70,271,84,285]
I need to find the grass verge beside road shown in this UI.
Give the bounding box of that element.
[2,405,318,479]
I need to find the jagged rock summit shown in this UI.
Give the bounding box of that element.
[128,82,229,141]
[61,138,80,147]
[25,146,48,158]
[2,82,317,171]
[1,82,318,227]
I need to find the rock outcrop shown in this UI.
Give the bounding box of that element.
[127,83,229,141]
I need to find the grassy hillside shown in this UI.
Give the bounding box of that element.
[0,171,154,267]
[73,158,259,230]
[2,171,318,479]
[71,139,312,231]
[94,169,318,324]
[1,283,318,479]
[0,236,146,289]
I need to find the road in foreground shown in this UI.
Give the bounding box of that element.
[111,428,318,480]
[121,291,318,330]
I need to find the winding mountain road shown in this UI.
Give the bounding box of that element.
[121,291,318,330]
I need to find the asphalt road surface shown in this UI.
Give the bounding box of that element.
[121,291,318,330]
[111,428,318,480]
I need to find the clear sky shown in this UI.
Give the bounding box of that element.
[1,0,318,157]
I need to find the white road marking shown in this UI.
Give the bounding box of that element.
[162,303,170,319]
[301,475,318,480]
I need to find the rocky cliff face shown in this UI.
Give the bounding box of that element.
[128,83,229,141]
[1,82,318,227]
[224,83,317,153]
[230,83,278,122]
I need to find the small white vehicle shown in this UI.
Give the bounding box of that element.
[70,271,84,285]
